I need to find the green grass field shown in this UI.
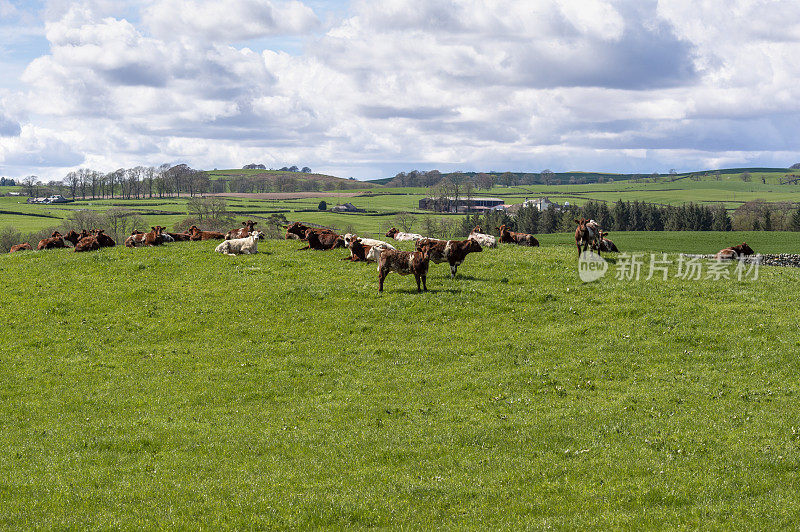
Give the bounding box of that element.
[1,240,799,527]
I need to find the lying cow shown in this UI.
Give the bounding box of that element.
[715,242,755,260]
[94,229,116,248]
[167,232,191,241]
[284,222,337,241]
[385,227,424,241]
[574,218,602,257]
[343,233,395,250]
[468,226,497,248]
[226,220,258,240]
[344,237,389,262]
[378,249,430,293]
[64,230,88,247]
[215,231,263,255]
[37,231,66,250]
[9,243,32,253]
[591,231,619,253]
[416,238,482,278]
[497,225,539,247]
[298,228,344,250]
[188,225,225,241]
[124,230,147,247]
[74,233,101,252]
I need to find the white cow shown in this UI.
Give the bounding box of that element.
[385,227,424,241]
[468,231,496,248]
[215,231,263,255]
[343,233,396,250]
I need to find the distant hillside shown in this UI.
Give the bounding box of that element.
[204,169,378,193]
[380,168,796,187]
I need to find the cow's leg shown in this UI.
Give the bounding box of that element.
[378,269,386,292]
[450,263,457,278]
[422,275,427,292]
[415,274,422,292]
[576,241,582,257]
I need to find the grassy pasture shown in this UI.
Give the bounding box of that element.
[1,240,799,528]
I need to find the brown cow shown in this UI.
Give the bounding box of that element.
[74,234,100,252]
[167,231,191,241]
[415,238,482,278]
[64,230,87,246]
[285,222,337,241]
[497,225,539,247]
[37,231,66,250]
[9,243,32,252]
[226,220,258,240]
[145,226,168,246]
[188,225,225,241]
[378,249,430,293]
[94,229,116,248]
[574,218,602,257]
[591,231,619,253]
[715,242,754,260]
[298,228,344,250]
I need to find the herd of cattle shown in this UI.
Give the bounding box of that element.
[7,217,756,292]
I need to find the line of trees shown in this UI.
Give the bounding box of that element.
[455,200,800,236]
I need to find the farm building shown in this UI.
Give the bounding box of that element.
[332,202,364,212]
[418,196,505,213]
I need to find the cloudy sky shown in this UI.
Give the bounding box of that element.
[1,0,799,181]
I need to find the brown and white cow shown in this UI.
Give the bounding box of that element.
[37,231,66,250]
[591,231,619,253]
[298,228,344,250]
[715,242,754,260]
[468,226,497,248]
[226,220,258,240]
[377,249,430,293]
[9,243,32,252]
[497,225,539,247]
[415,238,482,278]
[343,237,374,262]
[124,230,147,247]
[385,227,424,241]
[574,218,602,257]
[188,225,225,241]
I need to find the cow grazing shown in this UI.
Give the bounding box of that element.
[343,233,395,250]
[9,243,32,252]
[215,231,263,255]
[188,225,225,241]
[416,238,482,278]
[497,225,539,247]
[37,231,66,250]
[468,226,497,248]
[385,227,424,241]
[284,222,337,241]
[574,218,602,257]
[167,232,191,241]
[226,220,258,240]
[298,228,344,250]
[715,242,755,260]
[377,249,430,293]
[591,231,619,253]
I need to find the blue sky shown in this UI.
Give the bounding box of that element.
[1,0,799,181]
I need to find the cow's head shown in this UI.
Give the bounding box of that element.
[251,231,263,240]
[466,239,483,253]
[737,242,755,255]
[385,227,398,238]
